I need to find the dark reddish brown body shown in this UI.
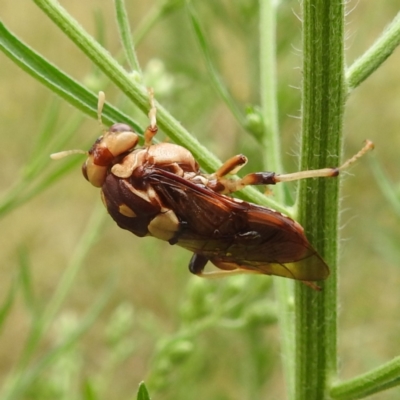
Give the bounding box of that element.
[51,92,373,284]
[100,156,329,281]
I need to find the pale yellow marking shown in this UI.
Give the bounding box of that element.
[121,180,152,203]
[148,210,179,241]
[197,269,262,278]
[111,151,142,178]
[119,204,136,217]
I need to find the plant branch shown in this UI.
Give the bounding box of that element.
[259,0,282,175]
[346,11,400,92]
[259,1,294,398]
[0,21,139,130]
[330,355,400,400]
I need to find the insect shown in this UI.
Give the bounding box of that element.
[52,90,373,288]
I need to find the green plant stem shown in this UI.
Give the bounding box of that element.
[259,0,282,176]
[330,355,400,400]
[137,382,151,400]
[259,1,294,397]
[0,21,141,130]
[30,0,149,116]
[346,11,400,92]
[114,0,142,73]
[134,0,184,45]
[294,1,345,398]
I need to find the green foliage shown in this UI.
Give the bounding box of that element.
[136,382,151,400]
[0,0,400,399]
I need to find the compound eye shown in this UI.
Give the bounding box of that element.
[106,123,139,156]
[109,123,134,133]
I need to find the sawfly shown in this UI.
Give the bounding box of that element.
[52,90,373,288]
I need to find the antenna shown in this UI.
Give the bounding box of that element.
[50,149,87,160]
[50,91,107,160]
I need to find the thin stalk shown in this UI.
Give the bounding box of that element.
[114,0,142,73]
[331,355,400,399]
[346,11,400,92]
[259,0,283,176]
[294,1,345,399]
[186,1,248,130]
[259,0,294,397]
[134,0,185,45]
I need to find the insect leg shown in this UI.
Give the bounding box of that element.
[97,91,106,131]
[214,154,248,178]
[188,253,209,274]
[273,139,374,183]
[226,140,374,191]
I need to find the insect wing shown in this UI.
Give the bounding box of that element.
[147,170,245,242]
[147,170,329,281]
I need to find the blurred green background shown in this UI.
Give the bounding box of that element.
[1,1,400,399]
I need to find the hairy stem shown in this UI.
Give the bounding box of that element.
[294,1,345,398]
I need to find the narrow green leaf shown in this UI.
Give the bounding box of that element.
[132,0,185,46]
[93,8,107,48]
[0,277,18,333]
[185,1,247,130]
[137,382,151,400]
[115,0,142,73]
[17,247,37,317]
[0,21,141,131]
[82,378,99,400]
